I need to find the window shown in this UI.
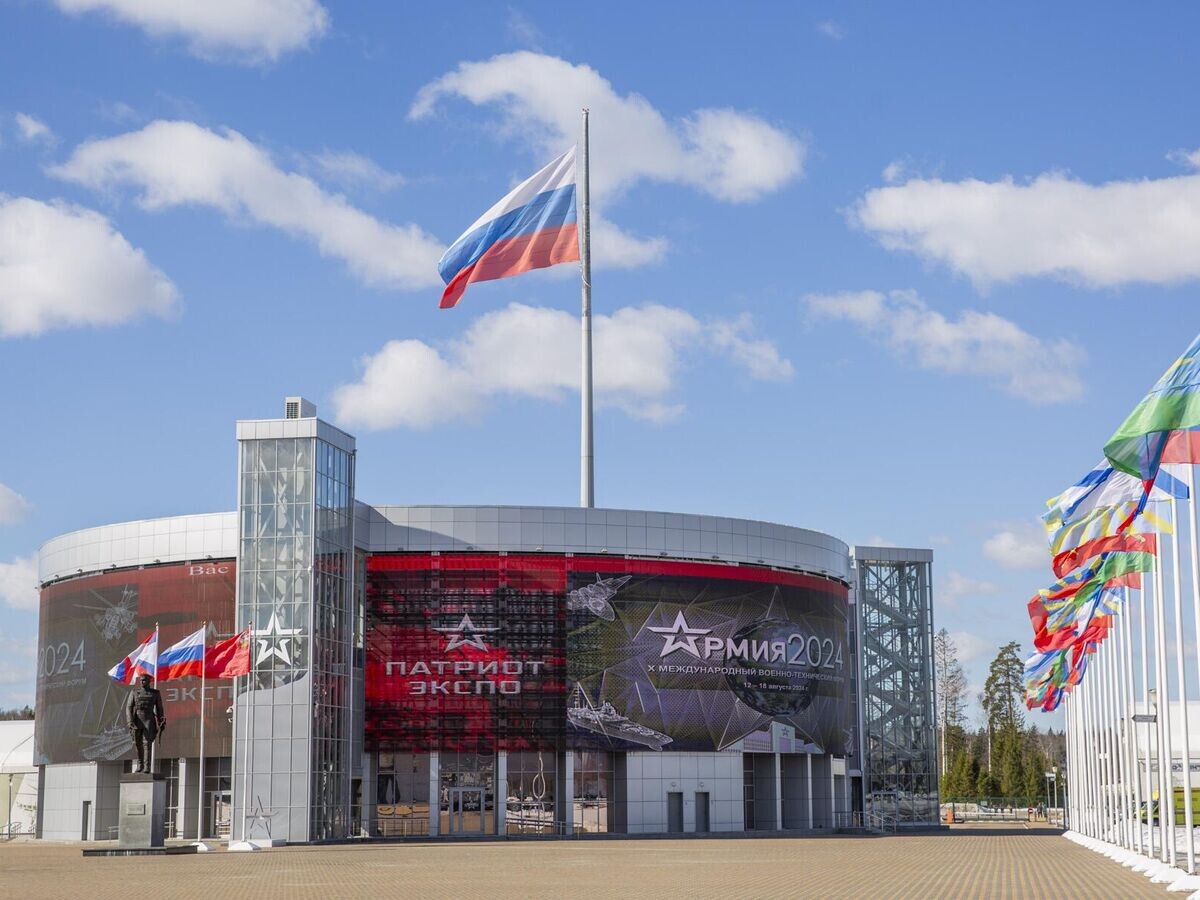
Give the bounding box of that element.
[506,751,557,834]
[572,750,614,834]
[375,753,430,836]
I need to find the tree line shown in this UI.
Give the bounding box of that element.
[935,632,1065,804]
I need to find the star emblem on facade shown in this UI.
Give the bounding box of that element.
[245,795,275,838]
[255,611,301,666]
[434,613,498,652]
[647,611,712,659]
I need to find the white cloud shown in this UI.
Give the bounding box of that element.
[854,162,1200,287]
[983,522,1047,570]
[0,555,38,611]
[804,289,1085,404]
[940,571,1000,610]
[816,20,845,40]
[311,150,405,192]
[51,120,445,291]
[0,196,179,337]
[51,0,329,64]
[863,536,896,548]
[332,302,792,430]
[410,53,804,258]
[707,314,794,381]
[882,159,907,184]
[505,8,544,50]
[14,113,54,146]
[0,484,32,525]
[1168,148,1200,169]
[950,630,990,664]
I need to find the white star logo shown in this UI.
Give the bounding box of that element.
[255,612,301,666]
[434,613,498,652]
[647,611,712,659]
[245,795,275,838]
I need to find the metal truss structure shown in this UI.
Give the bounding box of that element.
[855,549,939,825]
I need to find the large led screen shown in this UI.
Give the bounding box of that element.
[364,554,850,756]
[567,559,850,754]
[35,562,237,765]
[365,554,567,754]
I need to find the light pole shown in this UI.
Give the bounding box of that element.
[1053,766,1060,825]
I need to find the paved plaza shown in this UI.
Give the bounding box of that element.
[0,826,1170,900]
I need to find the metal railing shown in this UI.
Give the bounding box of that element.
[834,811,897,833]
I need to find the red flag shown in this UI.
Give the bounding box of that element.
[1052,532,1158,579]
[205,628,251,678]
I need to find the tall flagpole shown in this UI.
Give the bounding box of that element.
[151,622,159,774]
[1169,498,1196,872]
[1153,551,1176,864]
[579,108,594,509]
[1141,577,1156,858]
[197,622,207,842]
[240,621,253,841]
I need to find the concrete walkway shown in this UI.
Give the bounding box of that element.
[0,825,1169,899]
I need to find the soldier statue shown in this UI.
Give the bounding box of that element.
[126,673,166,774]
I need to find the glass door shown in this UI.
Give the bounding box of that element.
[450,788,485,834]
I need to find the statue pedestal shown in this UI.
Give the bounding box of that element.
[118,773,165,849]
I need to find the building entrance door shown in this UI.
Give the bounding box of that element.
[211,791,232,838]
[449,788,485,835]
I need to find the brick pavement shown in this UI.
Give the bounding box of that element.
[0,825,1170,900]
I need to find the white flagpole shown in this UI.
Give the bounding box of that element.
[1187,465,1200,870]
[579,107,594,509]
[197,622,206,842]
[241,622,253,842]
[151,622,159,774]
[1154,550,1176,864]
[1103,639,1119,842]
[1123,602,1143,854]
[1141,577,1157,858]
[1169,497,1197,872]
[1112,618,1131,847]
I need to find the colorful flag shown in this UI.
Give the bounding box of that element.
[108,632,158,684]
[1052,531,1157,579]
[157,627,206,681]
[1044,461,1187,528]
[205,628,252,678]
[1103,332,1200,486]
[437,147,579,309]
[1043,500,1169,557]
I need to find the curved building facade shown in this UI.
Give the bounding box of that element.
[32,399,937,842]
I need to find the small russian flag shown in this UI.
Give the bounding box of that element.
[158,626,206,682]
[108,632,158,684]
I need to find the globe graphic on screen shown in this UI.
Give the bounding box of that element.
[722,618,816,716]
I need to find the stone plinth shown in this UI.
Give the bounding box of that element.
[118,774,166,849]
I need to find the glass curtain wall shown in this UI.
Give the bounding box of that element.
[237,436,315,843]
[506,751,557,834]
[311,439,355,840]
[856,551,938,825]
[375,752,430,836]
[572,750,614,833]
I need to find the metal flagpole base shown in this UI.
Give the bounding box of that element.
[227,840,262,852]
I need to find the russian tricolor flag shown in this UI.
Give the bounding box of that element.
[108,632,158,684]
[158,627,206,682]
[438,147,579,309]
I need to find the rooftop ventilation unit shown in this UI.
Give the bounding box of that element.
[285,396,316,419]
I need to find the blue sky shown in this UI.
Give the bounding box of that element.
[1,2,1199,719]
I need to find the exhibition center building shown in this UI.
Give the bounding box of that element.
[32,399,938,843]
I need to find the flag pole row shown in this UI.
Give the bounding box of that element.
[1027,332,1200,872]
